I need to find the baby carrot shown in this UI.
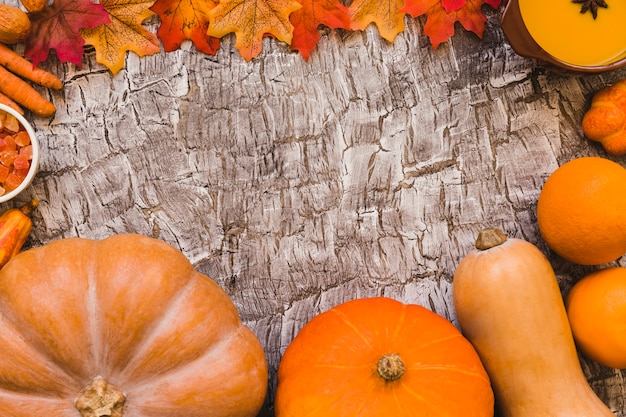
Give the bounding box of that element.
[0,43,62,90]
[0,92,23,115]
[0,65,56,117]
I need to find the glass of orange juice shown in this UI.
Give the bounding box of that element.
[501,0,626,72]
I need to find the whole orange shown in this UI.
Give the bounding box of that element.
[566,267,626,368]
[536,156,626,265]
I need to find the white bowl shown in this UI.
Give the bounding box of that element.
[0,104,40,203]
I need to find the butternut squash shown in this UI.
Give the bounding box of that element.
[452,228,615,417]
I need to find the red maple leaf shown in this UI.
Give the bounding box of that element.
[441,0,465,12]
[290,0,351,60]
[402,0,501,49]
[24,0,111,67]
[441,0,500,11]
[150,0,220,55]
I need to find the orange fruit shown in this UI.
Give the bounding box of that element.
[536,156,626,265]
[566,267,626,368]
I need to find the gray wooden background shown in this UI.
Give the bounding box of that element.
[2,1,626,415]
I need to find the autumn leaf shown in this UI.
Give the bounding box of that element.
[289,0,350,60]
[402,0,501,48]
[348,0,406,43]
[207,0,302,61]
[422,2,462,48]
[441,0,465,12]
[150,0,221,55]
[24,0,111,67]
[451,0,497,36]
[483,0,501,9]
[80,0,162,74]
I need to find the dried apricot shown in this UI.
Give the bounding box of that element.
[14,131,30,147]
[13,154,29,171]
[0,109,33,192]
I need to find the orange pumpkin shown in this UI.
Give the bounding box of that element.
[582,79,626,155]
[274,297,494,417]
[0,233,267,417]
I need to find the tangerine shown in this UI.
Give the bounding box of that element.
[566,267,626,368]
[536,156,626,265]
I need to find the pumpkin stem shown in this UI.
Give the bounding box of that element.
[377,353,405,381]
[75,376,126,417]
[475,227,507,250]
[18,198,38,215]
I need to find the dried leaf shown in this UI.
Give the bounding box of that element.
[150,0,220,54]
[453,0,495,37]
[25,0,503,71]
[24,0,111,67]
[441,0,465,12]
[207,0,302,61]
[348,0,406,42]
[290,0,350,59]
[402,0,501,48]
[80,0,162,74]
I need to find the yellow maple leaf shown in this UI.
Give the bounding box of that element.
[81,0,161,74]
[207,0,302,61]
[348,0,406,42]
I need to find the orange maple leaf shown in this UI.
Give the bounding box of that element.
[81,0,161,74]
[150,0,221,55]
[290,0,350,60]
[348,0,406,43]
[402,0,501,49]
[207,0,302,61]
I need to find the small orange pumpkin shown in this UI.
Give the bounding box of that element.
[582,79,626,155]
[0,233,267,417]
[274,297,494,417]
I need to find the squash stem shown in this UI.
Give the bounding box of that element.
[75,376,126,417]
[18,198,38,215]
[475,228,507,250]
[377,353,405,381]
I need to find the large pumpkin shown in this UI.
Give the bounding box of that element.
[0,233,267,417]
[274,297,494,417]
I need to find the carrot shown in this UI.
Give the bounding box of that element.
[0,64,55,117]
[0,43,62,90]
[0,91,23,115]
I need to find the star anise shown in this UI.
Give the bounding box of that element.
[572,0,608,19]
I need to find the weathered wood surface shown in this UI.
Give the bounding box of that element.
[3,1,626,414]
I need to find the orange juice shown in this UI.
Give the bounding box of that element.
[519,0,626,67]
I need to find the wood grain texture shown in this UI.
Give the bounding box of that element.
[3,1,626,414]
